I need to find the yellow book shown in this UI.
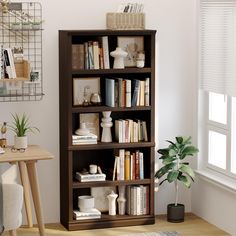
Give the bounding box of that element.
[125,151,130,180]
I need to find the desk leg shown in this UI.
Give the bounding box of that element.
[26,161,45,236]
[18,161,33,228]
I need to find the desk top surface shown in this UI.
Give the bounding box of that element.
[0,145,54,163]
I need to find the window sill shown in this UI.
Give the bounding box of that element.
[195,169,236,194]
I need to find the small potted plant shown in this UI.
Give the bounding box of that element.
[31,20,43,30]
[155,136,198,223]
[11,22,21,30]
[8,113,39,149]
[22,21,31,30]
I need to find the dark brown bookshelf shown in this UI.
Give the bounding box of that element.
[59,29,156,231]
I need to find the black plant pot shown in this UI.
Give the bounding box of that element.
[167,203,185,223]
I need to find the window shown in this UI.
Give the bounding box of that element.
[199,0,236,179]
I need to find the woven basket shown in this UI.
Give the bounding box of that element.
[106,13,145,30]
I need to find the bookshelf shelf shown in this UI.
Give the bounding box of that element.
[59,29,156,231]
[68,141,155,151]
[72,179,152,189]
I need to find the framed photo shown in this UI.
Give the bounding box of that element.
[30,70,41,82]
[79,113,100,140]
[73,77,100,106]
[117,36,144,67]
[90,186,116,212]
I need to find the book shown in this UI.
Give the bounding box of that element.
[139,152,144,179]
[105,78,115,107]
[84,42,89,69]
[144,77,150,106]
[75,172,106,182]
[125,151,130,180]
[125,79,131,107]
[72,44,84,70]
[72,140,97,145]
[3,49,12,78]
[102,36,110,69]
[93,41,99,69]
[139,80,145,106]
[88,41,94,69]
[73,208,101,220]
[119,149,125,180]
[72,134,97,140]
[131,80,140,107]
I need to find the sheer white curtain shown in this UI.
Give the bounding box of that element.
[200,0,236,96]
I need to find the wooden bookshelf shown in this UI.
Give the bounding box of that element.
[59,29,156,231]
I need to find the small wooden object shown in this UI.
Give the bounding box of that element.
[15,60,30,80]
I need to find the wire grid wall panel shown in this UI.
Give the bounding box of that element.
[0,2,43,101]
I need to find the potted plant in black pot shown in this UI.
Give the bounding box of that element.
[155,136,198,223]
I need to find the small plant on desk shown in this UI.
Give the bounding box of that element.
[8,113,39,149]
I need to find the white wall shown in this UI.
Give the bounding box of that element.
[192,178,236,235]
[0,0,197,223]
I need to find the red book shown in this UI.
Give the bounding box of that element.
[135,150,140,180]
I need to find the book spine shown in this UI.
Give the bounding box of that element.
[72,44,84,70]
[88,41,94,69]
[125,79,131,107]
[102,36,110,69]
[131,80,140,107]
[7,48,16,79]
[119,149,125,180]
[135,150,140,180]
[105,78,115,107]
[125,151,130,180]
[84,42,89,69]
[144,77,150,106]
[93,41,99,69]
[139,80,145,106]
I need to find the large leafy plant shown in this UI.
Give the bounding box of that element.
[9,113,39,137]
[155,136,199,206]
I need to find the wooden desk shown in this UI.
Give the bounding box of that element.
[0,145,53,236]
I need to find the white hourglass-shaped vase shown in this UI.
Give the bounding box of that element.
[117,186,126,215]
[101,111,113,142]
[107,191,118,216]
[110,47,128,69]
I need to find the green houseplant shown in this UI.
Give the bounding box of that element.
[9,113,39,149]
[155,136,198,222]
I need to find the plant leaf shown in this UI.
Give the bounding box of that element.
[176,136,183,144]
[182,136,192,145]
[167,170,179,183]
[178,175,192,188]
[162,156,177,165]
[155,163,176,179]
[181,146,199,157]
[159,178,168,186]
[157,148,170,156]
[179,164,195,180]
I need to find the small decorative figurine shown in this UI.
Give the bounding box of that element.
[107,191,118,215]
[110,47,128,69]
[101,111,112,142]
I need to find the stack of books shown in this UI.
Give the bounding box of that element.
[73,208,101,220]
[72,134,97,145]
[75,172,106,182]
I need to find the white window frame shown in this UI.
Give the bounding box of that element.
[198,91,236,181]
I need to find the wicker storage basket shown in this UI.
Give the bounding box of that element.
[106,13,145,30]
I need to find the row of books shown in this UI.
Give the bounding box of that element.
[126,185,149,216]
[0,46,16,79]
[115,119,148,143]
[113,149,144,181]
[72,133,97,145]
[105,78,150,107]
[72,36,110,71]
[117,3,144,13]
[73,208,101,220]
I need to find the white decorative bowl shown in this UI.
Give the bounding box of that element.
[78,195,94,212]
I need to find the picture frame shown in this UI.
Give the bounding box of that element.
[30,70,41,82]
[79,113,100,140]
[90,186,116,212]
[73,77,100,106]
[117,36,144,67]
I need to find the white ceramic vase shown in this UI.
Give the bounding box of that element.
[117,186,126,215]
[107,191,118,215]
[110,47,128,69]
[14,136,28,149]
[101,111,113,142]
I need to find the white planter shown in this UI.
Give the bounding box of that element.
[14,136,28,149]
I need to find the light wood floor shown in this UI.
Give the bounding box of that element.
[16,214,230,236]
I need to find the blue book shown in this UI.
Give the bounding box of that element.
[105,78,115,107]
[131,80,140,107]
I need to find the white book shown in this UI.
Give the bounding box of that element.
[102,36,110,69]
[73,208,101,217]
[144,78,150,106]
[6,48,16,79]
[125,79,131,107]
[136,186,141,215]
[119,149,125,180]
[93,41,99,69]
[139,80,145,106]
[139,152,144,180]
[72,140,97,145]
[74,215,101,220]
[75,172,106,182]
[73,134,97,140]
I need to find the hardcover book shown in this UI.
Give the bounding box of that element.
[75,172,106,182]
